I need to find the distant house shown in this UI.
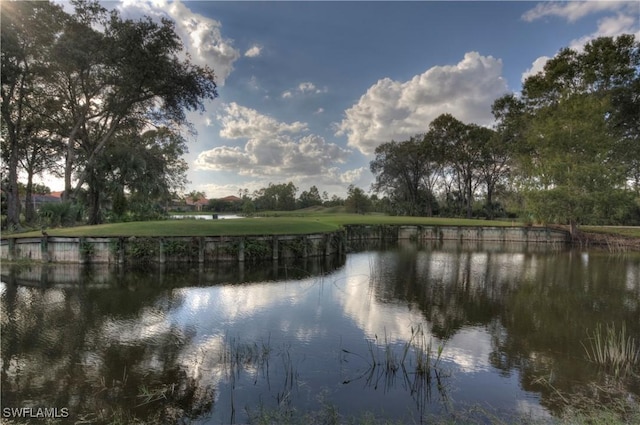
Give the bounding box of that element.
[219,195,241,203]
[185,196,209,212]
[21,192,62,210]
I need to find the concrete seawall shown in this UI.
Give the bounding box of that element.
[345,225,571,245]
[0,225,570,264]
[0,233,346,264]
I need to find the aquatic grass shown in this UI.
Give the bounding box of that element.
[218,335,272,380]
[136,383,175,407]
[582,322,639,378]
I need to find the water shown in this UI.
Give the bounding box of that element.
[1,241,639,424]
[170,214,243,220]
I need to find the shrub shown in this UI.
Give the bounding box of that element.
[39,202,83,227]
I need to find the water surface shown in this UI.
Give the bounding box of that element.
[2,241,639,423]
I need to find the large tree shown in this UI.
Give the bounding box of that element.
[519,34,639,233]
[427,114,486,219]
[370,135,441,216]
[2,0,219,226]
[89,127,189,222]
[49,0,217,222]
[1,1,66,229]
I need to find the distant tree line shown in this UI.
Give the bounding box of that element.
[1,0,217,229]
[202,183,369,215]
[370,35,640,233]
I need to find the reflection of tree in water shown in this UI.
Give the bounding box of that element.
[1,258,344,423]
[367,244,504,340]
[1,266,208,423]
[366,245,640,413]
[489,252,640,414]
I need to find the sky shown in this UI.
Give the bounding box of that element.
[46,0,640,199]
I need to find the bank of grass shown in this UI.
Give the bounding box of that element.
[581,225,640,238]
[7,213,517,238]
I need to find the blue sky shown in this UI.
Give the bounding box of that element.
[49,1,639,199]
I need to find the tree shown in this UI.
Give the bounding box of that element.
[474,126,506,219]
[253,182,297,211]
[345,185,371,214]
[370,136,441,216]
[1,1,66,229]
[51,0,217,213]
[518,35,639,233]
[97,127,189,222]
[297,185,323,209]
[427,114,484,219]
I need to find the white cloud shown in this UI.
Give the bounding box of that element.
[336,52,508,155]
[339,167,366,184]
[314,108,324,114]
[195,181,265,199]
[218,102,307,139]
[522,1,633,23]
[194,104,350,181]
[569,13,640,50]
[521,55,551,83]
[521,2,639,84]
[117,0,240,85]
[281,81,328,99]
[244,45,262,57]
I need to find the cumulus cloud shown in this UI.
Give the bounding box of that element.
[521,2,639,83]
[340,167,366,184]
[335,52,508,155]
[117,0,240,85]
[521,56,551,83]
[194,104,350,181]
[218,102,307,139]
[244,45,262,57]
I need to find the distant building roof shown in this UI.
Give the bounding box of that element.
[185,196,209,206]
[50,191,63,198]
[219,195,242,202]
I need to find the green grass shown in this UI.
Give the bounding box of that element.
[5,213,518,238]
[581,225,640,238]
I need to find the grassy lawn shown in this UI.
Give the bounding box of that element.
[6,213,518,238]
[581,225,640,238]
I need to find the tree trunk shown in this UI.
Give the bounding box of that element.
[486,181,494,220]
[88,185,102,225]
[466,176,473,219]
[569,219,579,238]
[63,117,84,202]
[7,137,21,230]
[25,172,35,224]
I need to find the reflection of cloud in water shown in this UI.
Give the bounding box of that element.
[627,263,640,292]
[440,327,492,373]
[335,251,534,374]
[175,277,320,324]
[517,398,552,420]
[339,254,428,342]
[101,308,171,344]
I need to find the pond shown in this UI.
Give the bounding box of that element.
[1,241,639,424]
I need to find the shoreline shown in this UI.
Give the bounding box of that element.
[0,225,574,264]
